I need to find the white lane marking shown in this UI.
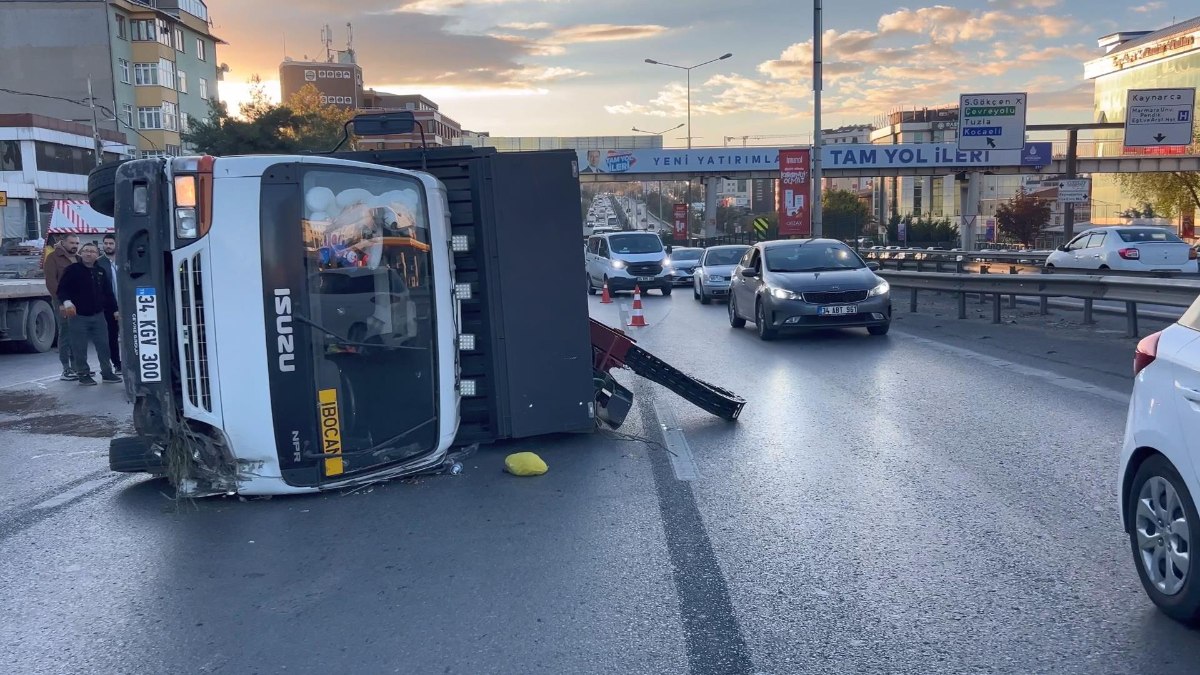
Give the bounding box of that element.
[653,401,700,481]
[891,329,1129,404]
[30,476,115,511]
[0,374,60,390]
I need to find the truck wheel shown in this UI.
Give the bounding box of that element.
[587,274,596,295]
[22,299,56,353]
[109,436,166,474]
[88,161,127,217]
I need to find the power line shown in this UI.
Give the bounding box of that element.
[0,86,161,152]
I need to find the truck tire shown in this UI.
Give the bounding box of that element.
[88,161,127,217]
[22,299,56,353]
[109,436,166,474]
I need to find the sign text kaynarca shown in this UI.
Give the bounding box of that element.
[1124,88,1196,147]
[958,92,1028,151]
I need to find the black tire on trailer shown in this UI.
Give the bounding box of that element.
[22,299,56,353]
[88,161,127,217]
[109,436,166,474]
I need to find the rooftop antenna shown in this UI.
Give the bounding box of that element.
[321,24,333,62]
[346,22,354,59]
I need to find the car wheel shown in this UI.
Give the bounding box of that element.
[661,285,672,296]
[109,436,166,474]
[868,323,890,336]
[587,273,596,295]
[694,284,700,300]
[1128,454,1200,624]
[756,299,777,341]
[1100,265,1110,270]
[1045,263,1055,269]
[728,294,746,328]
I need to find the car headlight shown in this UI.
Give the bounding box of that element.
[868,279,890,297]
[770,287,800,300]
[707,274,724,282]
[611,259,626,269]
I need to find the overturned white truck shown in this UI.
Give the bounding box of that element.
[89,112,743,497]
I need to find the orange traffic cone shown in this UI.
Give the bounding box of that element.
[628,286,648,327]
[600,280,613,304]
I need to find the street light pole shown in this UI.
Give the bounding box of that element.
[645,53,733,238]
[812,0,823,238]
[632,124,684,225]
[87,76,103,167]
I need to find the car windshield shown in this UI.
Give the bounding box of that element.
[299,169,439,478]
[764,242,863,273]
[1117,229,1183,243]
[608,234,663,254]
[704,248,749,266]
[671,249,702,262]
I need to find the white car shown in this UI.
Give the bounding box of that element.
[1120,296,1200,623]
[1046,227,1199,273]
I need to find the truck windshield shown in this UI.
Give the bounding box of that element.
[300,169,439,478]
[608,233,663,254]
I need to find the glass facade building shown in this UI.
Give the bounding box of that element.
[1084,17,1200,228]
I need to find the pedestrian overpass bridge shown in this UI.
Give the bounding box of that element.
[576,143,1200,182]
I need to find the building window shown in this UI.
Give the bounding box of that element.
[177,70,187,94]
[179,0,208,21]
[165,144,181,157]
[157,19,172,47]
[158,58,176,89]
[119,59,131,84]
[138,106,163,129]
[174,27,185,52]
[0,140,21,171]
[162,101,178,131]
[115,15,127,40]
[131,19,154,41]
[198,78,208,100]
[180,112,189,133]
[34,141,96,175]
[195,38,207,61]
[134,63,157,86]
[142,150,166,160]
[122,104,134,129]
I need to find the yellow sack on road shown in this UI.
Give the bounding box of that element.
[504,452,548,476]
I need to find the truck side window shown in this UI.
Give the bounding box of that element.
[598,239,609,258]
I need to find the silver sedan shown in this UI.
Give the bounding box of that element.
[692,245,750,304]
[728,239,892,340]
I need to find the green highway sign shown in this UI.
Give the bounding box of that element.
[958,92,1027,151]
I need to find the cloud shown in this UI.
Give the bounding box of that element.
[1131,1,1165,12]
[1028,81,1095,111]
[988,0,1061,8]
[497,21,551,30]
[398,0,560,14]
[548,23,669,43]
[757,30,918,82]
[877,5,1075,43]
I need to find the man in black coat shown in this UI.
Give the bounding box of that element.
[57,243,121,385]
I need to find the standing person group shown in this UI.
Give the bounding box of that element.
[43,233,123,384]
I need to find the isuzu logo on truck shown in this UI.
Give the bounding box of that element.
[274,288,296,372]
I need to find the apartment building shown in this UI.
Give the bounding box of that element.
[0,0,224,159]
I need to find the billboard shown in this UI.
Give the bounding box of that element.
[576,142,1053,176]
[279,62,364,109]
[778,148,811,237]
[673,203,688,239]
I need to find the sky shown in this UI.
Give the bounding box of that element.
[206,0,1196,147]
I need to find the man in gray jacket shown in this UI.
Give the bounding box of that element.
[43,234,80,380]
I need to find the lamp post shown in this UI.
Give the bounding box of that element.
[645,54,732,238]
[633,124,684,225]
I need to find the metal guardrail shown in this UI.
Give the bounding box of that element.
[862,247,1050,264]
[878,270,1200,337]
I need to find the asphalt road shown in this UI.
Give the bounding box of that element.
[2,289,1198,674]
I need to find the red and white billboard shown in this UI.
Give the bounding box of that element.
[778,148,811,237]
[673,203,688,240]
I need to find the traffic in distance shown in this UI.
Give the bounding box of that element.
[590,189,1200,623]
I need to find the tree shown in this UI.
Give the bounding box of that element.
[285,83,356,151]
[822,189,872,241]
[994,190,1051,246]
[1115,128,1200,219]
[183,75,354,156]
[885,214,958,244]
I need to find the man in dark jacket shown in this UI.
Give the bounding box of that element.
[97,233,122,373]
[57,243,120,385]
[44,234,80,380]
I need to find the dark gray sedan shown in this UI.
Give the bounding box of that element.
[727,239,892,340]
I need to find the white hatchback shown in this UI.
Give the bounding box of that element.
[1047,226,1199,273]
[1121,295,1200,623]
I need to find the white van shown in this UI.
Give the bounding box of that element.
[584,231,674,296]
